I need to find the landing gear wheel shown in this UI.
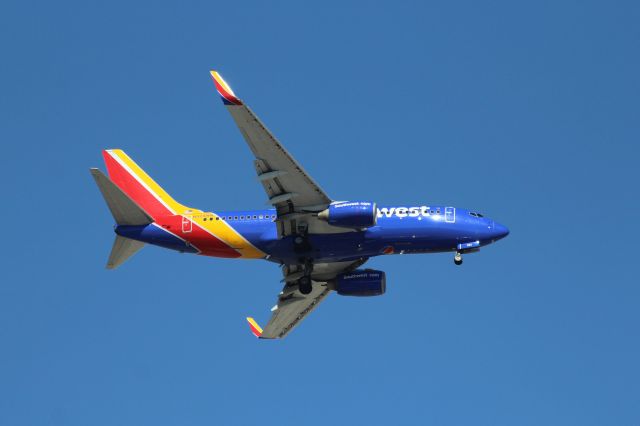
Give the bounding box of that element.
[298,276,312,295]
[454,252,463,266]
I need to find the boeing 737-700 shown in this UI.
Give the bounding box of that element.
[90,71,509,339]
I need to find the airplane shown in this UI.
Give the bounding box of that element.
[90,70,509,339]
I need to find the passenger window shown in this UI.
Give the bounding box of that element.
[259,215,263,219]
[253,215,257,219]
[234,216,238,220]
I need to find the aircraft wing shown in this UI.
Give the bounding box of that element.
[248,259,368,339]
[210,71,336,237]
[251,279,331,339]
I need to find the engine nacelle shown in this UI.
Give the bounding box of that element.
[317,201,377,229]
[334,269,386,297]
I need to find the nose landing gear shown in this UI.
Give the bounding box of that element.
[454,252,463,266]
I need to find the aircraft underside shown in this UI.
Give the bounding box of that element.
[91,70,509,339]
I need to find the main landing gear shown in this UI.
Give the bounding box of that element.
[297,258,314,295]
[293,222,312,254]
[454,252,463,266]
[298,276,312,294]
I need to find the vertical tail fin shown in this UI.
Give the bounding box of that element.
[91,168,152,269]
[102,149,191,219]
[90,168,153,226]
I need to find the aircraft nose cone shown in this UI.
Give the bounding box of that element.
[492,222,509,240]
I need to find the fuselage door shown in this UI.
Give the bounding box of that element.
[182,215,193,233]
[445,207,455,223]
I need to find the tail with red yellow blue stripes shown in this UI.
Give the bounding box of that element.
[102,149,193,220]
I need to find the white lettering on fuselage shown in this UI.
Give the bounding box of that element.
[343,273,380,279]
[334,202,372,208]
[377,206,433,219]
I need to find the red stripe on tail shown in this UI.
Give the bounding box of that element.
[102,151,173,219]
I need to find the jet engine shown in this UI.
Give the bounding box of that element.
[333,269,386,297]
[317,201,377,229]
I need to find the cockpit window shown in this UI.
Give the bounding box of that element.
[469,212,484,218]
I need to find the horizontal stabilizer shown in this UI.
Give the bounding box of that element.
[107,235,145,269]
[90,168,153,226]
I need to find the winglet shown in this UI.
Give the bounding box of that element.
[246,317,263,338]
[210,71,243,105]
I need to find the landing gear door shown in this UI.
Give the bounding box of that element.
[445,207,455,223]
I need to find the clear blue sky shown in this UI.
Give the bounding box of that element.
[1,1,639,424]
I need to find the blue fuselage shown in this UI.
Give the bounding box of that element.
[117,205,509,264]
